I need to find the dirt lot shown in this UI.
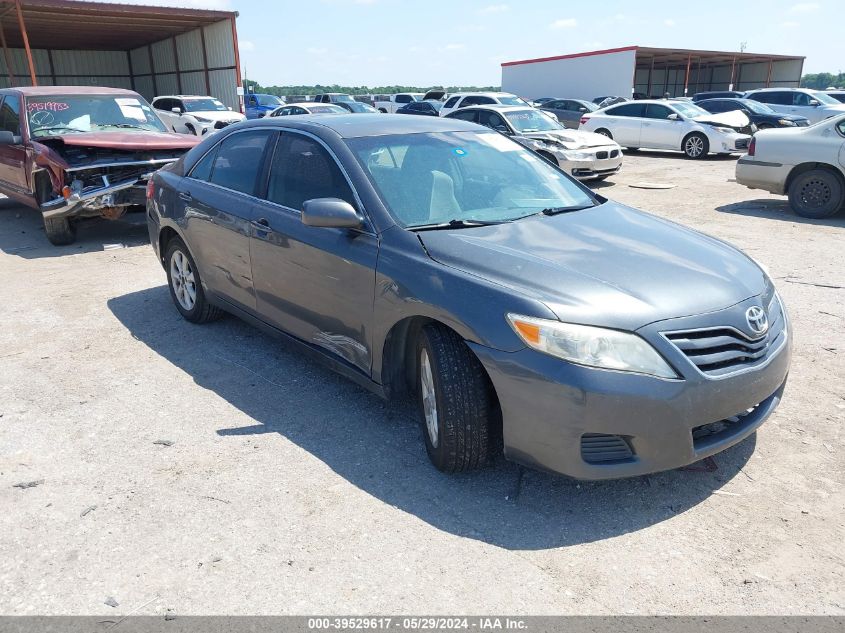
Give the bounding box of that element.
[1,151,843,616]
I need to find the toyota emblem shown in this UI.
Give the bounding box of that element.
[746,306,769,336]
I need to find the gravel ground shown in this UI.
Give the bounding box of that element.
[0,151,843,616]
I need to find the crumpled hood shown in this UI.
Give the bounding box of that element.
[692,109,750,129]
[523,129,617,149]
[189,111,245,122]
[47,131,201,150]
[418,202,766,331]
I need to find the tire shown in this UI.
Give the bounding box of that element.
[416,324,496,473]
[683,132,709,159]
[164,238,223,323]
[595,128,613,139]
[787,168,844,219]
[185,123,197,136]
[43,216,76,246]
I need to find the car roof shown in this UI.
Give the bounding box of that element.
[155,95,217,99]
[451,92,516,98]
[5,86,141,97]
[450,104,531,113]
[746,87,809,93]
[236,113,482,138]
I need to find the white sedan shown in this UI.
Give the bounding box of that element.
[580,100,752,159]
[736,114,845,219]
[268,103,347,117]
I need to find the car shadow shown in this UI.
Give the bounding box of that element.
[108,286,757,551]
[0,198,149,259]
[623,149,739,161]
[716,198,845,227]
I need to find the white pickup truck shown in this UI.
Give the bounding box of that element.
[374,93,425,113]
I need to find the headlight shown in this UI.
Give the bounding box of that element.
[193,116,212,123]
[507,314,678,378]
[713,126,734,134]
[562,150,592,160]
[777,119,795,126]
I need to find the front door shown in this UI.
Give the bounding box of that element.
[0,95,29,201]
[641,103,684,149]
[250,131,378,374]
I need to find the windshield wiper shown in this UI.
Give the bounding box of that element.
[538,204,595,216]
[33,126,86,135]
[410,218,505,231]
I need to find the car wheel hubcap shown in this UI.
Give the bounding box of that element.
[686,137,704,156]
[800,179,831,209]
[420,349,439,448]
[170,250,196,311]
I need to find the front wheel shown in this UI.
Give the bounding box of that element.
[165,238,223,323]
[595,128,613,139]
[683,133,709,159]
[787,169,844,219]
[416,325,496,473]
[43,216,76,246]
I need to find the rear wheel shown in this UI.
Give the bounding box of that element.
[683,133,709,159]
[416,325,496,473]
[787,168,844,219]
[595,128,613,139]
[165,238,223,323]
[43,216,76,246]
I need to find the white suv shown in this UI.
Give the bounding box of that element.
[743,88,845,124]
[439,92,529,117]
[152,95,245,136]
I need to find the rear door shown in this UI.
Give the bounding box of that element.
[249,131,378,374]
[641,103,683,149]
[177,129,275,311]
[602,103,645,147]
[0,95,28,199]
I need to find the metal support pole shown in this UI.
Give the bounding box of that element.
[0,20,15,85]
[126,50,135,91]
[14,0,36,86]
[729,55,736,90]
[646,56,654,97]
[147,45,158,97]
[683,53,692,96]
[230,15,243,113]
[171,37,182,94]
[766,58,773,88]
[199,26,211,95]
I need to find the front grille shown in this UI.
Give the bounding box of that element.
[596,150,608,159]
[581,434,634,464]
[610,149,620,158]
[663,298,785,377]
[692,403,759,447]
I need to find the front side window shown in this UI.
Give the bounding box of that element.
[347,131,596,228]
[256,95,282,107]
[208,130,273,195]
[477,110,507,130]
[644,104,673,119]
[266,132,355,211]
[449,110,478,123]
[0,95,21,135]
[25,94,167,137]
[396,95,412,104]
[443,96,460,109]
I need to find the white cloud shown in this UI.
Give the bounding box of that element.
[239,40,255,52]
[549,18,577,29]
[478,4,509,14]
[664,18,675,27]
[788,2,820,13]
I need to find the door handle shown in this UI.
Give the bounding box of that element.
[179,191,192,202]
[254,217,270,227]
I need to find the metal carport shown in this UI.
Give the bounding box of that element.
[0,0,243,110]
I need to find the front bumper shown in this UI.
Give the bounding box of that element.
[550,147,624,180]
[714,132,752,153]
[469,296,791,480]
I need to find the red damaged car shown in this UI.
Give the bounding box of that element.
[0,86,201,245]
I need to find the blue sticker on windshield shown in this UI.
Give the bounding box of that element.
[453,148,467,156]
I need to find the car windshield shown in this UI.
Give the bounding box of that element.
[346,102,376,112]
[675,102,712,118]
[332,94,355,102]
[256,95,282,106]
[497,95,529,106]
[26,94,167,137]
[184,98,227,112]
[810,91,839,105]
[504,109,563,132]
[311,105,347,113]
[346,131,596,228]
[737,99,773,114]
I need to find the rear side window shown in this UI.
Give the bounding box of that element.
[0,95,21,135]
[189,146,218,181]
[749,91,791,105]
[606,103,646,117]
[266,132,355,211]
[443,96,460,108]
[396,94,412,103]
[793,92,813,106]
[208,130,273,195]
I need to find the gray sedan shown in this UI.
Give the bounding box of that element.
[146,114,790,480]
[540,98,598,128]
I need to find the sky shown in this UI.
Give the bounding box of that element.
[120,0,838,86]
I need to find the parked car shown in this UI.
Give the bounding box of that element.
[692,91,746,102]
[538,98,598,129]
[396,101,442,117]
[439,92,529,117]
[824,90,845,104]
[592,96,627,108]
[152,95,245,136]
[146,114,789,479]
[0,86,199,245]
[313,93,358,106]
[743,88,845,124]
[446,105,622,181]
[373,93,425,113]
[736,113,845,219]
[580,100,752,159]
[531,97,556,107]
[245,93,284,119]
[697,98,809,130]
[336,101,379,114]
[268,103,347,117]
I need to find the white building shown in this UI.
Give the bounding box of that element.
[501,46,805,101]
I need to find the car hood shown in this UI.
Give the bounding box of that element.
[522,129,617,149]
[44,131,201,150]
[418,202,766,331]
[423,90,447,101]
[692,110,750,128]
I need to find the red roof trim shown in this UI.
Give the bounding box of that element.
[501,46,639,67]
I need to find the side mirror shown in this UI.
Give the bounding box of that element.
[171,107,183,114]
[228,106,233,111]
[301,198,363,229]
[808,99,820,106]
[0,130,19,144]
[667,113,680,121]
[493,124,511,135]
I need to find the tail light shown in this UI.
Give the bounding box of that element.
[146,178,155,200]
[748,137,756,156]
[580,116,590,125]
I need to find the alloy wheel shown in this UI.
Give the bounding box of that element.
[170,249,197,311]
[419,348,439,448]
[685,136,705,157]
